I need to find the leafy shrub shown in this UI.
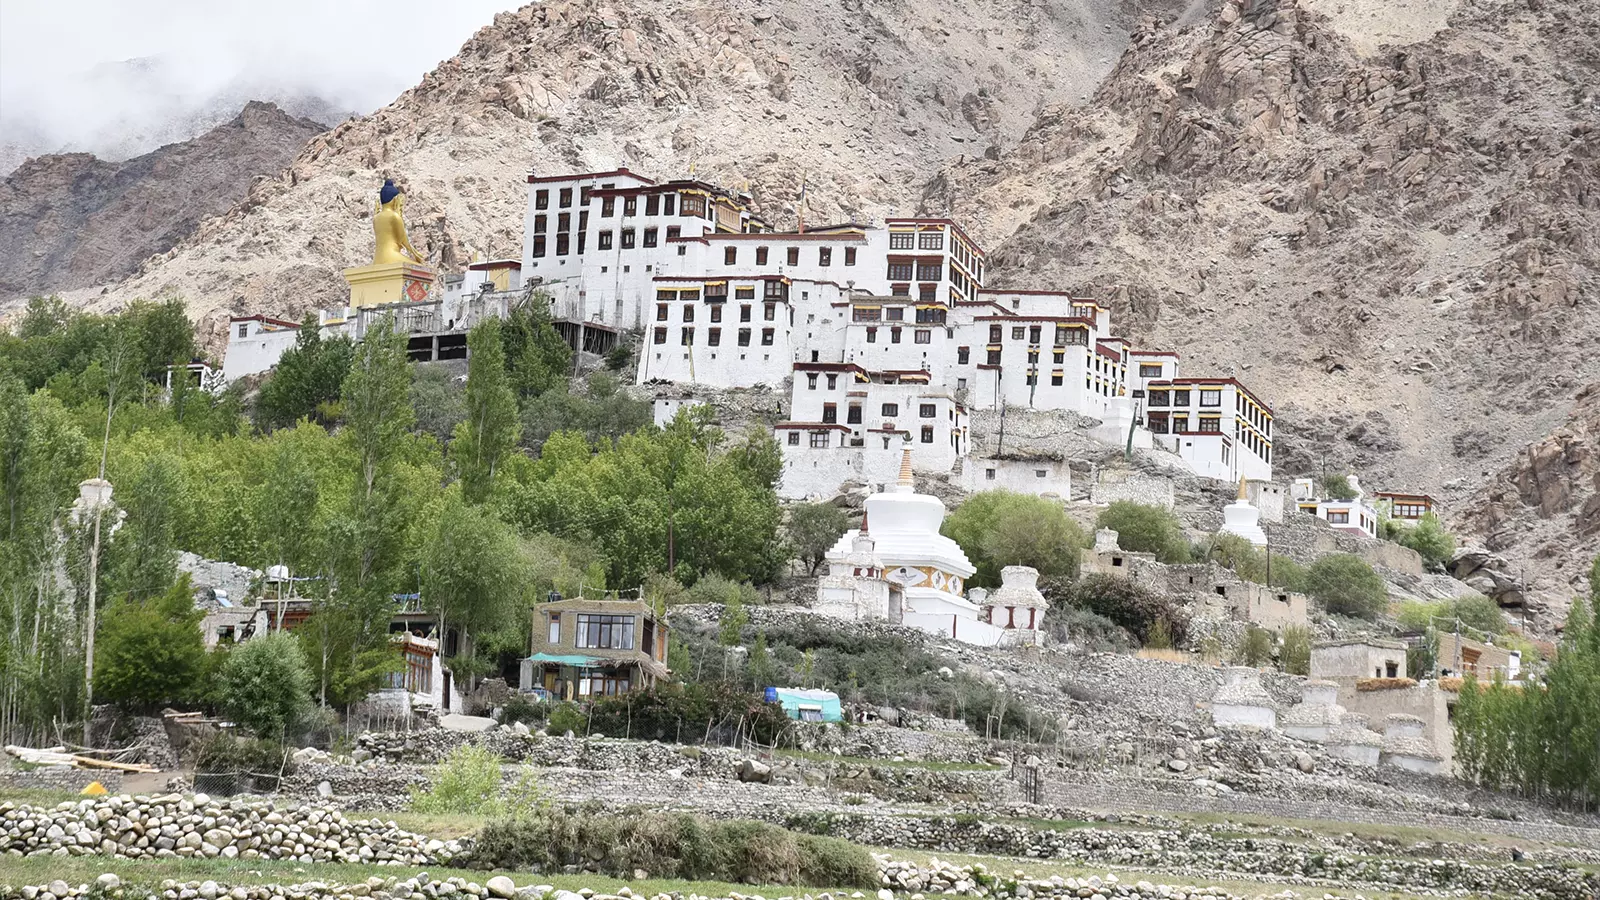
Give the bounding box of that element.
[499,693,543,727]
[1057,574,1190,647]
[1392,512,1456,571]
[943,490,1087,587]
[1203,534,1306,590]
[1095,501,1189,563]
[218,633,313,738]
[1234,626,1275,667]
[194,733,289,775]
[1305,553,1388,619]
[1281,626,1312,676]
[586,681,791,745]
[411,744,505,815]
[473,806,878,887]
[546,702,587,736]
[94,576,206,709]
[1044,605,1137,653]
[1320,475,1357,501]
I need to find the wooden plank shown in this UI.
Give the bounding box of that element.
[71,755,157,773]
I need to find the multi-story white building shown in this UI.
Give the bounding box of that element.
[1291,476,1380,540]
[221,166,1276,500]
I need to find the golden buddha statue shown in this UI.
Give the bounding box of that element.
[373,179,427,266]
[343,178,436,308]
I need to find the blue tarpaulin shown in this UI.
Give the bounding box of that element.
[765,687,842,722]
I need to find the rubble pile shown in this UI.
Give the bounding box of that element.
[0,795,464,865]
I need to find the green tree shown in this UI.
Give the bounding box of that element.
[502,296,572,401]
[93,576,205,708]
[422,491,530,684]
[748,631,777,690]
[520,370,653,449]
[218,633,314,738]
[1058,574,1188,647]
[410,365,466,444]
[1398,594,1505,636]
[787,502,849,575]
[1393,512,1456,571]
[103,452,184,602]
[1320,474,1358,500]
[944,491,1087,587]
[254,317,355,431]
[453,318,522,504]
[1305,553,1387,619]
[1095,501,1189,563]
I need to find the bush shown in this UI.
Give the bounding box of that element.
[194,733,289,775]
[217,633,314,738]
[94,576,206,709]
[1392,512,1456,571]
[1234,626,1275,667]
[1281,626,1311,676]
[1044,605,1137,653]
[411,744,506,815]
[585,681,791,745]
[473,807,878,887]
[1321,475,1357,501]
[943,490,1087,587]
[547,702,588,736]
[1057,574,1189,647]
[1202,534,1306,590]
[1095,501,1189,563]
[499,693,543,727]
[1398,594,1506,636]
[1305,553,1388,619]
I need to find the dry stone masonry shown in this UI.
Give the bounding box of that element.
[0,794,464,865]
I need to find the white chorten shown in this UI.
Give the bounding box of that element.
[819,445,1034,646]
[1218,477,1268,546]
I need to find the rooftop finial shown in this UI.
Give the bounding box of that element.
[897,443,914,491]
[1237,476,1249,501]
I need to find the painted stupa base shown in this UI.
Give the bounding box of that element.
[343,261,436,308]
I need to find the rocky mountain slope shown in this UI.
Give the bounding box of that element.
[926,0,1598,611]
[0,102,328,300]
[76,0,1175,337]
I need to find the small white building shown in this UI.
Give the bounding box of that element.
[1292,475,1380,540]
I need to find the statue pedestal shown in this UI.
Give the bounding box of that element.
[342,261,436,309]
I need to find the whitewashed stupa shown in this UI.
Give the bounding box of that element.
[1218,478,1268,546]
[816,446,1020,645]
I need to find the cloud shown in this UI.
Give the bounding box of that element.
[0,0,515,159]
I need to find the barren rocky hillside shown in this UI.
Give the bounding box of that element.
[0,102,327,300]
[926,0,1598,608]
[75,0,1175,337]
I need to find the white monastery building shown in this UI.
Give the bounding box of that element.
[221,166,1275,497]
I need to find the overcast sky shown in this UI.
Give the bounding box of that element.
[0,0,516,156]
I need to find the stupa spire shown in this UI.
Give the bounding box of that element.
[895,444,914,493]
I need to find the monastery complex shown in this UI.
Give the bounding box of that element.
[225,167,1275,501]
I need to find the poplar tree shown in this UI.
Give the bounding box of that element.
[453,318,521,504]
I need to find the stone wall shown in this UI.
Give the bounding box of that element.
[1090,470,1176,509]
[1338,681,1454,769]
